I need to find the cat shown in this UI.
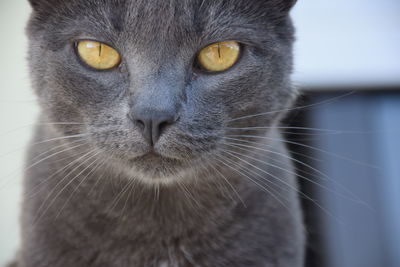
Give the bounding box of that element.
[11,0,304,266]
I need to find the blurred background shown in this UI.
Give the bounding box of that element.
[0,0,399,266]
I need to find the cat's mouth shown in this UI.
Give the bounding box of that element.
[129,146,186,162]
[91,126,216,182]
[126,151,192,183]
[135,150,173,161]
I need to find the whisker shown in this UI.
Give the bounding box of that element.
[154,183,160,202]
[222,142,323,181]
[225,133,322,163]
[32,133,91,146]
[217,152,341,230]
[227,126,382,136]
[227,91,356,123]
[33,150,100,225]
[223,141,369,207]
[107,178,137,213]
[213,153,293,216]
[220,149,306,196]
[28,138,89,164]
[202,160,235,203]
[55,156,107,219]
[87,163,110,197]
[0,122,86,139]
[226,134,380,169]
[0,133,91,160]
[219,149,340,222]
[215,153,287,204]
[204,159,245,206]
[222,138,331,181]
[222,147,309,185]
[227,126,343,134]
[26,148,94,199]
[120,179,138,217]
[180,182,202,208]
[206,165,235,203]
[175,179,200,210]
[0,142,89,191]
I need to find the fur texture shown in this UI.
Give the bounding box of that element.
[13,0,304,266]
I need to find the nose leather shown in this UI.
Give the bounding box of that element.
[129,109,176,145]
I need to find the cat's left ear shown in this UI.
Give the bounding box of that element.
[270,0,297,13]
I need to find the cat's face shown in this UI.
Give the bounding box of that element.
[27,0,297,184]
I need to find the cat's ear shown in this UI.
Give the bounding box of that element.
[28,0,44,10]
[270,0,297,13]
[28,0,61,12]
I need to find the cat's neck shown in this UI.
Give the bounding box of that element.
[83,168,246,236]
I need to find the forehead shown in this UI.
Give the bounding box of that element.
[71,0,268,25]
[47,0,273,43]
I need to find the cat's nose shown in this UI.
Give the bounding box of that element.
[129,110,176,146]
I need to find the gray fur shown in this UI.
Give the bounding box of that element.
[13,0,304,266]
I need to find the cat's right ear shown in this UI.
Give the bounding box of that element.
[28,0,43,10]
[28,0,60,12]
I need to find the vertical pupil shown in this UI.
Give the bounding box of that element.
[217,43,221,59]
[99,43,102,57]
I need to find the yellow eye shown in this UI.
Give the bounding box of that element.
[197,41,240,72]
[76,40,121,70]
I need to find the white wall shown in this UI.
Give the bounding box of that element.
[292,0,400,88]
[0,1,35,265]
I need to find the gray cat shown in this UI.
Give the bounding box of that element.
[12,0,304,266]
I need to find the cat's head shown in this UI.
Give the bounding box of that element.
[27,0,297,184]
